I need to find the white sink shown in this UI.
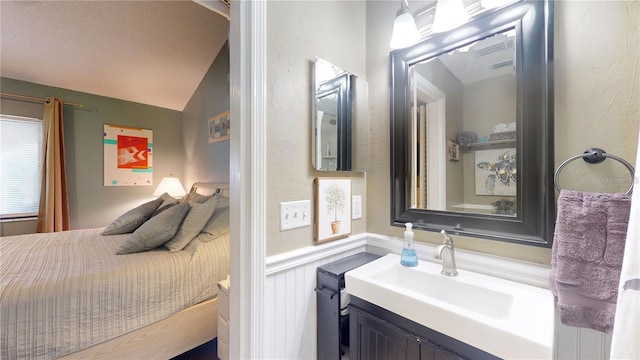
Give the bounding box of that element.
[345,253,554,359]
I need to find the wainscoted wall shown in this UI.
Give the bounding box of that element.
[263,235,367,359]
[556,320,612,360]
[264,233,612,360]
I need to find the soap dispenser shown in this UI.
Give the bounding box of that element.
[400,222,418,267]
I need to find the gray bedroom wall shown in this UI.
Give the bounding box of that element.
[0,77,184,234]
[181,41,230,188]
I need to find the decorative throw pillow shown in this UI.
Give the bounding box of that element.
[200,194,229,240]
[158,192,179,208]
[164,196,218,252]
[151,202,177,217]
[180,192,210,205]
[116,203,190,255]
[102,198,163,235]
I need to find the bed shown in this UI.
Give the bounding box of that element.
[0,183,230,360]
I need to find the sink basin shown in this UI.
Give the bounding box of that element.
[345,253,554,359]
[374,263,514,321]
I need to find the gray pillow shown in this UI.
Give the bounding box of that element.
[151,202,177,217]
[164,196,218,252]
[180,192,210,205]
[158,192,179,208]
[102,198,163,235]
[116,203,190,255]
[200,195,229,240]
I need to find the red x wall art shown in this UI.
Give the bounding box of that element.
[104,124,153,186]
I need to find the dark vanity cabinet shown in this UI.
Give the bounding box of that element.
[349,296,501,360]
[316,253,381,359]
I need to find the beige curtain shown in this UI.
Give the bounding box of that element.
[37,97,70,232]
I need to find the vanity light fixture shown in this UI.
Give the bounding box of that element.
[480,0,514,9]
[153,176,187,198]
[389,0,420,49]
[432,0,470,33]
[390,0,474,48]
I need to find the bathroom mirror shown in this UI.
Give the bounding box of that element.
[313,57,353,171]
[390,0,554,246]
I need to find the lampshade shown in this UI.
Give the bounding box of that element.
[480,0,512,9]
[432,0,470,33]
[389,0,420,49]
[153,177,187,197]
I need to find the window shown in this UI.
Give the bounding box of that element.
[0,115,43,219]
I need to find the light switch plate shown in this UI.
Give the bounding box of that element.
[280,200,311,231]
[352,195,362,219]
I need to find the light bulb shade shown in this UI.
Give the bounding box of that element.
[389,2,420,49]
[153,177,187,197]
[432,0,470,33]
[480,0,512,9]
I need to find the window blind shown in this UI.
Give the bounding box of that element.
[0,115,43,218]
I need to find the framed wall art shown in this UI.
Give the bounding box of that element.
[314,177,351,243]
[448,140,460,161]
[104,124,153,186]
[475,148,517,196]
[208,110,230,143]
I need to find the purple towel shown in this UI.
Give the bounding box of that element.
[549,190,631,333]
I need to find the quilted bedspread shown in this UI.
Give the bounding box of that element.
[0,228,229,359]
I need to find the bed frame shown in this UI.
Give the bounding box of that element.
[189,182,229,197]
[58,182,229,360]
[58,298,218,360]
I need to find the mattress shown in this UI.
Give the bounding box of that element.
[0,228,230,359]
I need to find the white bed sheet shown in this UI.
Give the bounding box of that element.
[0,228,229,359]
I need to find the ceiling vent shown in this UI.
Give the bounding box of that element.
[472,38,514,58]
[490,59,514,69]
[220,0,230,7]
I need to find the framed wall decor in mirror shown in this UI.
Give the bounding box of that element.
[390,0,554,246]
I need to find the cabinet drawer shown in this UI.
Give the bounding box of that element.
[218,289,229,320]
[218,314,229,345]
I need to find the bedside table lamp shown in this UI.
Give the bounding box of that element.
[153,176,187,198]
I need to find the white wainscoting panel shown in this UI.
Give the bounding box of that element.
[556,311,612,360]
[263,235,366,359]
[263,233,613,360]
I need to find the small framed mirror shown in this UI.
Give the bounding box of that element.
[390,0,554,246]
[313,57,353,171]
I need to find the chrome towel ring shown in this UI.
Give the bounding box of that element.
[554,148,635,195]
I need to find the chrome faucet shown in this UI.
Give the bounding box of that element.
[434,230,458,277]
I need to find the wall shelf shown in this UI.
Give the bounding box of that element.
[461,139,515,150]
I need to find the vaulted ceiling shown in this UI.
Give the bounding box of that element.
[1,1,229,111]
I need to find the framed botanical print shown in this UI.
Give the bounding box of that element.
[314,177,351,243]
